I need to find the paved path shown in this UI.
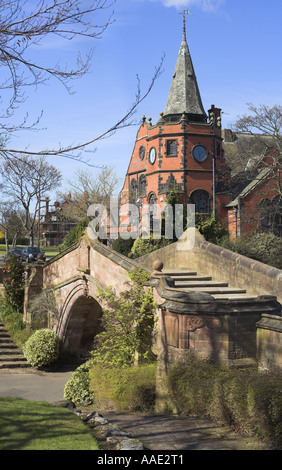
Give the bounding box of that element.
[0,367,74,403]
[98,411,266,451]
[0,367,268,451]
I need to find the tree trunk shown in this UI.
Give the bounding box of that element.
[5,228,9,254]
[12,233,17,248]
[29,231,34,247]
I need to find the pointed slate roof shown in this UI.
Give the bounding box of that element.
[164,20,207,122]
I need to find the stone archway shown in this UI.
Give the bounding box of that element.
[62,295,102,356]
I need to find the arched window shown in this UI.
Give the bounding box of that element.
[147,191,158,233]
[130,178,137,202]
[190,190,211,214]
[139,174,146,197]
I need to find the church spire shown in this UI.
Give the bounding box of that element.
[163,11,207,122]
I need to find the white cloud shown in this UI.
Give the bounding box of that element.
[152,0,225,12]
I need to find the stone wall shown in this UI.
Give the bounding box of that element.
[256,315,282,371]
[138,229,282,373]
[138,228,282,304]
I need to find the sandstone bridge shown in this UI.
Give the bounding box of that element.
[24,229,282,394]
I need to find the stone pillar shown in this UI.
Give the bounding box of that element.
[24,264,44,326]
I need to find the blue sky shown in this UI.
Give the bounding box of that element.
[8,0,282,200]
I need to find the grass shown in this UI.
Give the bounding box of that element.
[0,397,99,450]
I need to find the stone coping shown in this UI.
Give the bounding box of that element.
[256,314,282,333]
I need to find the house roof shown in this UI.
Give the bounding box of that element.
[226,167,272,207]
[222,130,272,176]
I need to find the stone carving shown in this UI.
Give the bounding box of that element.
[185,316,205,332]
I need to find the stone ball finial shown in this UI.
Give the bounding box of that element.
[152,260,165,276]
[153,260,163,272]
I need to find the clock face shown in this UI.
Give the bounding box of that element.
[139,145,145,160]
[192,145,207,163]
[149,147,156,165]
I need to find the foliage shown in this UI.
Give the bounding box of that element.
[220,232,282,269]
[0,397,99,450]
[23,328,60,368]
[91,269,156,368]
[167,355,282,446]
[89,363,157,412]
[111,237,134,256]
[60,217,90,251]
[64,362,95,405]
[131,235,171,258]
[0,297,15,322]
[165,185,188,241]
[196,215,229,244]
[0,298,32,347]
[2,254,25,311]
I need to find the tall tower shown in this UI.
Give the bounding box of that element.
[119,12,231,233]
[164,10,206,123]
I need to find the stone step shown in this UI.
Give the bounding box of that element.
[0,361,31,369]
[0,354,27,362]
[0,348,23,355]
[163,270,198,276]
[174,280,229,288]
[0,341,18,348]
[170,275,213,281]
[212,293,259,300]
[181,287,247,294]
[0,322,30,369]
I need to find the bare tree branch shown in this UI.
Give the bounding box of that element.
[0,1,164,167]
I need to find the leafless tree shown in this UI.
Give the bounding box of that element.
[0,201,16,253]
[0,1,164,166]
[0,156,62,245]
[234,104,282,235]
[58,166,120,221]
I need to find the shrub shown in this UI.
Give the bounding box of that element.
[61,217,90,251]
[0,297,14,322]
[91,269,156,368]
[196,215,229,244]
[0,299,32,347]
[64,362,94,405]
[167,356,282,446]
[89,363,157,412]
[220,232,282,269]
[23,328,60,368]
[131,236,171,258]
[2,254,25,311]
[112,237,134,256]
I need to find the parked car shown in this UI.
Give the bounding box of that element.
[7,247,23,257]
[21,246,46,263]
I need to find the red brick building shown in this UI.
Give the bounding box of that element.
[226,149,282,239]
[119,16,281,241]
[119,16,231,235]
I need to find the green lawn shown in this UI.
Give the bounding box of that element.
[0,397,99,450]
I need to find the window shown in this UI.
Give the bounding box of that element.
[260,196,282,237]
[147,192,158,234]
[190,190,211,214]
[130,178,137,202]
[166,140,177,157]
[139,174,146,197]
